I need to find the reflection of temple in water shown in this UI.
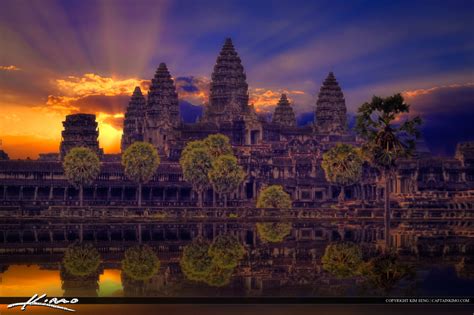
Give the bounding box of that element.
[1,215,473,297]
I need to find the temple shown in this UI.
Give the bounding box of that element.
[0,38,473,207]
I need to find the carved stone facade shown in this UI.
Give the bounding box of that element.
[59,114,103,158]
[203,38,250,125]
[314,72,347,135]
[272,94,296,127]
[121,87,146,151]
[0,38,473,208]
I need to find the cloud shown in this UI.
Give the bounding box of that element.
[402,83,474,155]
[0,65,21,71]
[175,76,210,105]
[249,88,308,113]
[56,73,148,97]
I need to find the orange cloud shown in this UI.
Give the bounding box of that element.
[250,88,305,112]
[56,73,148,97]
[402,82,474,99]
[0,65,21,71]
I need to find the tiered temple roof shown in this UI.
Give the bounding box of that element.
[314,72,347,135]
[204,38,250,124]
[146,62,180,127]
[121,86,146,151]
[272,94,296,127]
[59,113,103,158]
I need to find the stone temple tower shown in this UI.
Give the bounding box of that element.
[272,94,296,127]
[60,113,103,158]
[203,38,250,124]
[144,63,180,152]
[314,72,347,134]
[121,86,146,152]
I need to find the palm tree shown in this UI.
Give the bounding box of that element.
[321,143,363,204]
[63,147,101,207]
[356,94,421,249]
[122,142,160,206]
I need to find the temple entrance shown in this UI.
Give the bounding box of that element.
[250,130,260,145]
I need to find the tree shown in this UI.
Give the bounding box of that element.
[121,245,160,281]
[204,264,234,287]
[180,147,212,207]
[203,134,233,160]
[121,142,160,207]
[256,222,292,243]
[63,147,101,207]
[361,253,414,293]
[62,242,101,276]
[256,185,292,209]
[256,185,292,243]
[321,242,363,279]
[208,234,246,269]
[209,155,245,206]
[321,143,363,203]
[356,94,421,249]
[180,235,245,287]
[180,238,213,281]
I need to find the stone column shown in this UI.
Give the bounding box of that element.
[149,187,153,201]
[49,186,53,200]
[34,186,38,201]
[19,186,24,200]
[63,187,68,201]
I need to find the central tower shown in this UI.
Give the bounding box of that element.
[203,38,250,124]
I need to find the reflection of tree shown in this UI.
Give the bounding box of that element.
[256,185,292,243]
[121,245,160,281]
[60,265,100,297]
[322,242,363,278]
[204,265,234,287]
[256,222,292,243]
[180,238,213,281]
[209,234,246,269]
[180,235,246,287]
[361,253,414,294]
[455,257,474,280]
[62,243,101,277]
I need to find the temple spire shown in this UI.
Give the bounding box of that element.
[121,86,146,151]
[203,38,249,124]
[146,62,180,125]
[272,94,296,127]
[314,72,347,134]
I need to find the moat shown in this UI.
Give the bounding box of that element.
[1,206,473,298]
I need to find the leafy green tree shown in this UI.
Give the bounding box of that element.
[208,234,246,269]
[256,185,292,208]
[180,147,212,207]
[209,155,245,206]
[361,253,414,293]
[181,140,207,159]
[62,242,101,276]
[256,185,292,243]
[356,94,421,249]
[121,245,160,281]
[321,143,363,203]
[180,235,244,287]
[121,142,160,207]
[256,222,292,243]
[203,134,233,160]
[322,242,363,278]
[204,264,234,287]
[63,147,101,207]
[180,238,213,281]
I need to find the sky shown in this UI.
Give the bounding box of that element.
[0,0,473,159]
